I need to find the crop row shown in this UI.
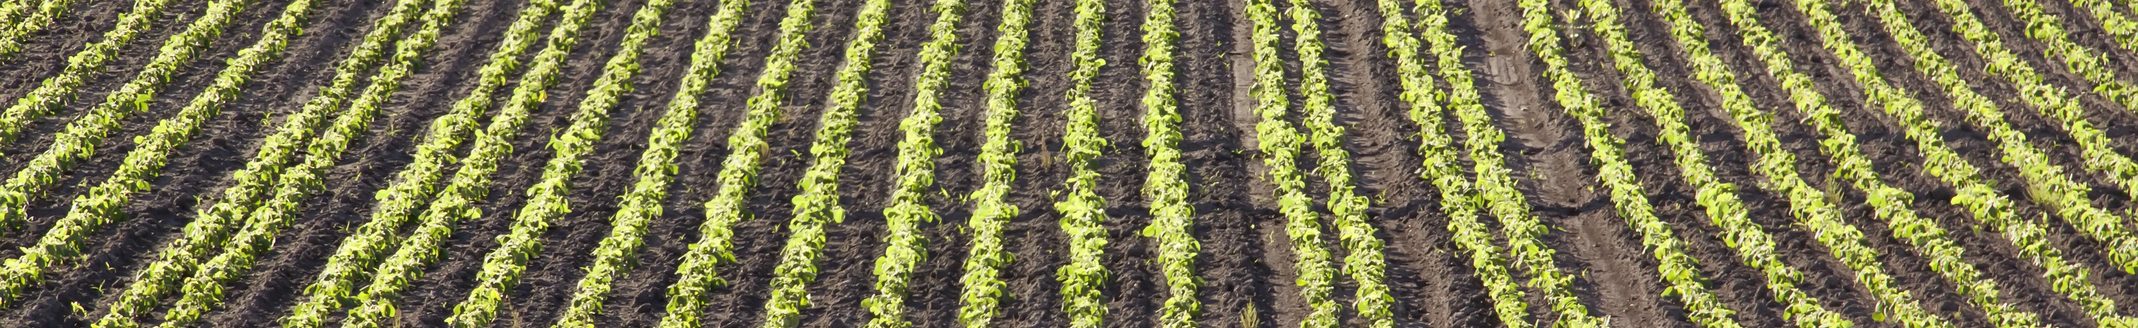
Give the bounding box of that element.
[654,0,817,326]
[0,0,429,305]
[273,0,559,325]
[1851,0,2137,322]
[114,0,448,321]
[152,0,466,323]
[860,0,959,327]
[1907,0,2138,272]
[751,0,888,326]
[2064,0,2138,52]
[1579,1,1853,325]
[1512,0,1737,326]
[100,0,435,314]
[1711,0,2043,325]
[0,0,31,39]
[143,0,432,266]
[436,0,675,325]
[0,0,177,163]
[954,0,1035,325]
[1424,0,1607,324]
[167,0,462,325]
[327,0,606,325]
[0,0,85,59]
[547,0,749,326]
[1370,0,1532,325]
[75,0,321,325]
[1241,0,1340,326]
[1134,0,1199,326]
[1797,0,2130,324]
[1054,0,1111,326]
[1282,1,1392,326]
[1984,0,2138,199]
[1996,0,2138,121]
[318,0,593,324]
[1651,0,1948,325]
[1570,1,1850,326]
[0,0,251,231]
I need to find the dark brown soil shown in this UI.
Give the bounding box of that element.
[9,0,2138,326]
[0,0,199,114]
[372,0,693,325]
[0,0,246,198]
[1957,0,2138,144]
[1755,4,2000,328]
[1171,0,1270,325]
[1842,1,2138,324]
[990,0,1071,325]
[891,0,1003,324]
[198,0,536,323]
[1218,0,1316,325]
[2015,0,2138,73]
[1552,0,1796,325]
[1317,0,1492,325]
[1598,0,1903,325]
[1942,0,2138,197]
[586,0,791,324]
[1872,0,2138,320]
[456,0,733,324]
[0,0,393,325]
[1456,0,1688,325]
[1092,0,1166,325]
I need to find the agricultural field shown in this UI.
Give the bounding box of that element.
[6,0,2138,325]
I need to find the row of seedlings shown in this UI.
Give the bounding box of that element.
[653,0,821,325]
[1240,0,1342,325]
[1710,0,2041,324]
[1369,0,1533,324]
[1994,0,2138,116]
[548,0,753,325]
[1258,0,1463,325]
[1949,0,2138,204]
[1508,0,1739,326]
[273,0,564,324]
[2062,0,2138,51]
[0,0,254,229]
[1420,0,1604,324]
[1571,0,1875,325]
[1647,0,1948,324]
[1899,0,2138,272]
[149,0,471,323]
[0,0,179,150]
[750,0,891,325]
[0,0,90,58]
[1981,0,2138,200]
[1286,0,1393,326]
[953,0,1036,325]
[0,0,432,305]
[75,0,325,323]
[861,0,962,325]
[1568,0,1853,325]
[1134,0,1200,326]
[1788,0,2136,324]
[91,0,447,321]
[0,0,31,36]
[1055,0,1111,326]
[1852,0,2138,320]
[436,0,682,324]
[328,0,613,324]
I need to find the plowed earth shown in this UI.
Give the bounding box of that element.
[3,0,2138,326]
